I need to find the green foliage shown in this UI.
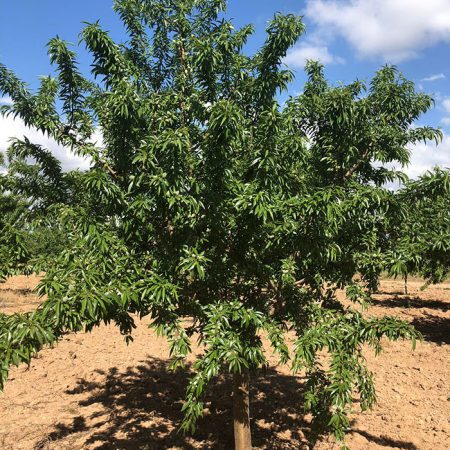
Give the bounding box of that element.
[0,0,447,446]
[0,130,86,279]
[386,168,450,286]
[0,189,30,279]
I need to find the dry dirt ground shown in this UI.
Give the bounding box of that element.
[0,276,448,450]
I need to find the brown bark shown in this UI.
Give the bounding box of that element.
[233,369,252,450]
[343,146,372,180]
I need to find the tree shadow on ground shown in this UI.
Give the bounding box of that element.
[46,357,311,449]
[371,295,449,312]
[411,313,450,345]
[41,357,423,450]
[351,430,418,449]
[0,287,34,296]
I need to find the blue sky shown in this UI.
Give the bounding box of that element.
[1,0,450,176]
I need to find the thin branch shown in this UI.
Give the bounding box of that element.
[343,146,372,180]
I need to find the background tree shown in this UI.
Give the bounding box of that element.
[0,1,447,448]
[0,141,85,279]
[386,168,450,294]
[0,152,30,279]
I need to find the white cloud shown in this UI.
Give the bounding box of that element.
[402,132,450,178]
[284,43,344,68]
[439,99,450,125]
[382,131,450,182]
[305,0,450,62]
[432,92,444,103]
[421,73,445,82]
[442,98,450,113]
[0,96,13,105]
[0,115,91,172]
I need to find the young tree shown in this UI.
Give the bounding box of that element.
[0,153,31,279]
[0,1,445,448]
[0,141,85,279]
[386,168,450,294]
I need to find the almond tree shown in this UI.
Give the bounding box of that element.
[0,152,30,279]
[0,138,84,279]
[0,1,444,448]
[386,168,450,294]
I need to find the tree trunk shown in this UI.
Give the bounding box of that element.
[404,274,408,295]
[233,369,252,450]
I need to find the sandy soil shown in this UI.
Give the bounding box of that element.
[0,277,448,450]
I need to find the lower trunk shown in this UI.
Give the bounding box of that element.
[404,274,408,295]
[233,369,252,450]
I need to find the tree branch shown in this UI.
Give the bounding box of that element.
[343,146,372,180]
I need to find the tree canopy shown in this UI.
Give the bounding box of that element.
[0,1,448,448]
[386,169,450,291]
[0,135,84,279]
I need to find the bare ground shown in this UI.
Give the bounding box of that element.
[0,276,448,450]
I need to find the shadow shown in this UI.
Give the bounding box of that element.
[353,430,418,449]
[44,357,312,449]
[34,417,88,450]
[411,313,450,345]
[371,295,449,312]
[37,357,429,449]
[0,287,35,296]
[376,289,406,296]
[49,416,88,441]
